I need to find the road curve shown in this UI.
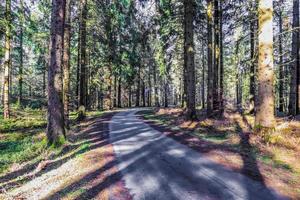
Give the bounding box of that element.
[109,109,287,200]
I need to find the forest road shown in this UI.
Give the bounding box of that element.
[109,108,288,200]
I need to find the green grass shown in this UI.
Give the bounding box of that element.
[0,131,47,174]
[0,106,104,175]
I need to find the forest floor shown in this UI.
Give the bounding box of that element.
[0,108,130,200]
[0,107,299,199]
[139,108,300,199]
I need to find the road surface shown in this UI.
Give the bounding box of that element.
[109,109,287,200]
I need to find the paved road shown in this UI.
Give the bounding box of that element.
[109,109,287,200]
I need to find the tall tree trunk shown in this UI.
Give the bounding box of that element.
[207,0,213,116]
[249,1,258,114]
[201,45,205,109]
[184,0,196,119]
[255,0,275,128]
[18,0,25,107]
[63,0,71,129]
[129,85,132,107]
[118,77,122,107]
[164,79,168,108]
[289,0,300,115]
[114,75,117,107]
[219,1,224,116]
[47,0,66,145]
[76,27,81,109]
[78,0,87,119]
[3,0,11,119]
[213,0,220,114]
[153,63,159,107]
[278,10,284,112]
[136,65,141,107]
[142,81,146,107]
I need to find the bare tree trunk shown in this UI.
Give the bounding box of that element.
[184,0,196,119]
[63,0,71,129]
[18,0,25,107]
[3,0,11,119]
[153,63,159,107]
[118,77,122,108]
[219,1,224,116]
[78,0,87,119]
[201,45,205,109]
[207,0,213,116]
[249,1,258,114]
[47,0,66,145]
[289,0,300,115]
[255,0,275,128]
[213,0,220,114]
[136,65,141,107]
[278,9,284,112]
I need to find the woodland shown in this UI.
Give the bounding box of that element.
[0,0,300,199]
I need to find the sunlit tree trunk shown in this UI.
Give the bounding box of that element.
[255,0,275,128]
[289,0,300,115]
[47,0,66,145]
[63,0,71,129]
[3,0,11,119]
[207,0,213,116]
[184,0,196,119]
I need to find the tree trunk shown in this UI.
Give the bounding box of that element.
[153,63,159,107]
[219,1,224,116]
[47,0,66,145]
[136,66,141,107]
[3,0,11,119]
[18,0,25,107]
[63,0,71,129]
[201,45,205,109]
[213,0,220,114]
[118,77,122,107]
[255,0,275,128]
[249,1,258,114]
[78,0,87,119]
[278,10,284,112]
[289,0,300,115]
[184,0,196,120]
[207,0,213,116]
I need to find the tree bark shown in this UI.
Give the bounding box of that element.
[249,0,258,114]
[213,0,220,114]
[255,0,275,128]
[18,0,25,107]
[278,10,284,112]
[184,0,196,120]
[63,0,71,129]
[78,0,87,119]
[47,0,66,145]
[289,0,300,115]
[207,0,214,116]
[3,0,11,119]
